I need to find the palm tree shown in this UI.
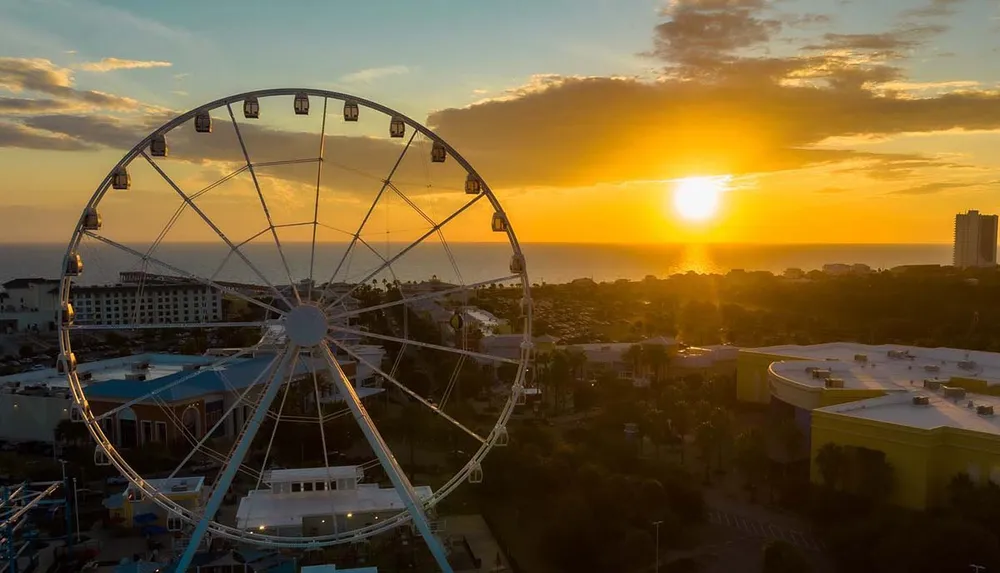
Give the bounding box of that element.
[623,344,644,382]
[642,343,670,384]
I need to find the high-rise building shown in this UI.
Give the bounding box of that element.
[953,210,998,268]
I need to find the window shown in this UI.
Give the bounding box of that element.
[315,481,326,491]
[167,514,183,532]
[141,420,153,444]
[303,482,314,492]
[292,483,302,493]
[155,421,167,442]
[329,480,337,490]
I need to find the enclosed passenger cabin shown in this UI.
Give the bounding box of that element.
[243,97,260,119]
[468,462,483,484]
[194,110,212,133]
[389,116,405,138]
[494,426,509,447]
[449,312,464,331]
[515,385,527,406]
[61,302,75,327]
[343,100,359,122]
[65,252,83,276]
[491,212,507,233]
[509,253,525,275]
[56,352,77,374]
[111,166,131,190]
[82,207,102,231]
[150,134,168,158]
[293,92,310,115]
[464,174,482,195]
[431,141,446,163]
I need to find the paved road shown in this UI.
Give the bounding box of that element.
[705,508,825,552]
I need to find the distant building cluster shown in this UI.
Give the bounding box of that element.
[953,209,998,269]
[738,342,1000,509]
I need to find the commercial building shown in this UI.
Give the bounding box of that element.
[0,349,379,446]
[737,342,1000,509]
[71,273,223,325]
[953,209,998,268]
[0,278,61,333]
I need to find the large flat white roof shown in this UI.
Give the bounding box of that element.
[748,342,1000,381]
[758,342,1000,434]
[818,392,1000,435]
[235,484,434,529]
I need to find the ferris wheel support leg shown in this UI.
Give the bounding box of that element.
[173,348,297,573]
[318,345,455,573]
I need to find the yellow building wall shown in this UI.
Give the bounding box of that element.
[811,411,1000,509]
[736,351,805,404]
[811,411,936,509]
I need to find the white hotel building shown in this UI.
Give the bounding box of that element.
[71,273,222,325]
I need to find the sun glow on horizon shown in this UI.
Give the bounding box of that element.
[671,175,731,222]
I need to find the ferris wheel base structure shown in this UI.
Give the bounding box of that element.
[58,87,533,573]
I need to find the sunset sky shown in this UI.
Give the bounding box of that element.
[2,0,999,245]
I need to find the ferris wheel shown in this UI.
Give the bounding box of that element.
[55,88,532,572]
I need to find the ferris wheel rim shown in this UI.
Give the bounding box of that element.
[56,87,535,548]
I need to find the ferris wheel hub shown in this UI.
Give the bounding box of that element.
[284,304,328,347]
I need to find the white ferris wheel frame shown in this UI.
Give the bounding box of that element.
[55,88,534,557]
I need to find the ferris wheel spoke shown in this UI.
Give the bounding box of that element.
[140,151,295,310]
[176,347,300,572]
[308,358,334,478]
[315,342,454,572]
[332,276,518,325]
[207,350,300,496]
[323,191,486,313]
[328,324,519,365]
[226,103,302,305]
[69,320,272,331]
[316,130,418,306]
[386,181,465,284]
[92,346,256,422]
[324,337,486,444]
[166,348,286,480]
[307,97,328,300]
[255,360,294,490]
[83,231,286,317]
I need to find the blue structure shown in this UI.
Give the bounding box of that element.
[0,479,73,573]
[83,355,313,402]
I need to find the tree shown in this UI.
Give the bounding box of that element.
[815,443,847,490]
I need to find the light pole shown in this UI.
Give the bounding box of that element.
[653,520,663,573]
[72,478,80,543]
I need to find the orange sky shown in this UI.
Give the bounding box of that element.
[1,1,999,245]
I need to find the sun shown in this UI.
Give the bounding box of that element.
[671,175,731,222]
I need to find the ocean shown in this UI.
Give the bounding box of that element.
[0,242,953,286]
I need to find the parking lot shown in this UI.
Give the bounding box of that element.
[706,508,826,552]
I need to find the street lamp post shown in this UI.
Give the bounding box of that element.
[653,520,663,573]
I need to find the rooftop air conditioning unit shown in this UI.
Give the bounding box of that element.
[959,360,977,371]
[977,405,995,417]
[924,365,940,373]
[811,369,832,380]
[854,354,868,363]
[912,396,930,406]
[943,386,967,400]
[923,379,942,391]
[825,378,845,389]
[125,372,146,381]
